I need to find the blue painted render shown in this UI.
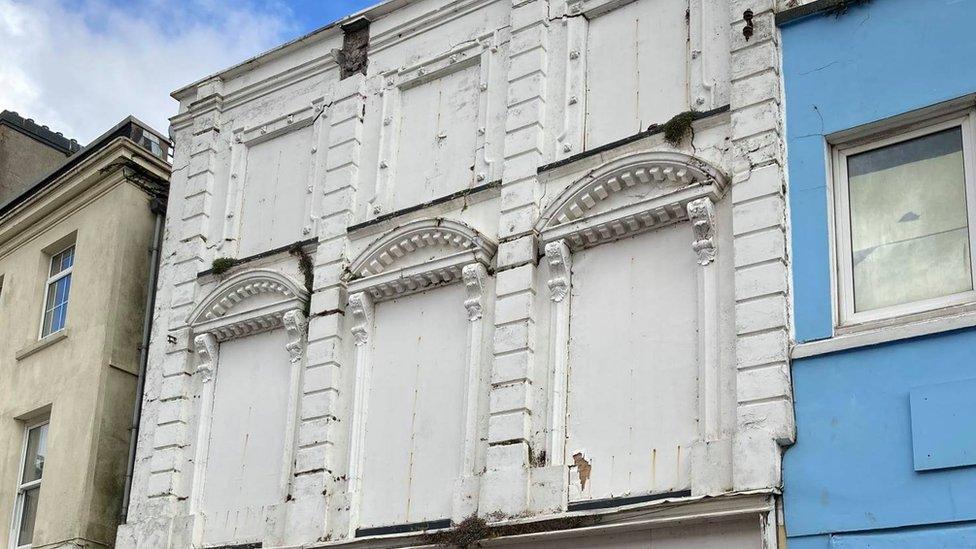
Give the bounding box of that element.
[784,331,976,536]
[780,0,976,542]
[780,0,976,342]
[790,520,976,548]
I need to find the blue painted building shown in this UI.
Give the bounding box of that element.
[778,0,976,546]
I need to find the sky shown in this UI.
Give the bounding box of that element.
[0,0,376,144]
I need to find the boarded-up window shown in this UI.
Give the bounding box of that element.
[394,65,480,210]
[201,330,292,542]
[238,126,312,256]
[566,223,699,501]
[584,0,689,149]
[359,284,469,527]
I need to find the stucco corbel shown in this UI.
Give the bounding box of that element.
[282,309,308,363]
[348,292,374,345]
[545,240,572,302]
[193,333,219,383]
[462,263,488,321]
[687,197,717,266]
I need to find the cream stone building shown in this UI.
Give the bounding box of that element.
[0,118,170,549]
[120,0,793,546]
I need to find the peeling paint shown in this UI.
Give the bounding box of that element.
[572,452,592,490]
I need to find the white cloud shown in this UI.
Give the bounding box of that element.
[0,0,296,143]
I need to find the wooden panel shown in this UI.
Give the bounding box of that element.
[584,0,690,149]
[359,284,469,527]
[566,223,699,501]
[394,64,481,210]
[238,126,312,256]
[202,330,291,539]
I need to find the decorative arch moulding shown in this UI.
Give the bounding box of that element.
[346,218,497,302]
[184,268,309,345]
[535,151,728,251]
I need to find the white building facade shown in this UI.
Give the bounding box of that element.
[119,0,793,546]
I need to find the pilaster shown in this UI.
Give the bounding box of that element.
[291,74,368,542]
[481,0,550,518]
[728,0,794,491]
[147,78,225,518]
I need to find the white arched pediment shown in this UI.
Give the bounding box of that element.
[347,218,496,301]
[187,268,308,344]
[536,151,728,250]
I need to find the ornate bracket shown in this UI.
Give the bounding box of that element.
[686,197,716,266]
[194,333,219,383]
[348,292,374,346]
[545,240,573,302]
[283,309,308,363]
[462,263,488,321]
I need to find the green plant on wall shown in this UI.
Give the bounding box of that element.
[662,110,698,147]
[210,257,237,276]
[289,243,314,316]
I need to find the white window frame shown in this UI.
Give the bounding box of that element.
[38,245,74,339]
[831,110,976,329]
[9,420,48,549]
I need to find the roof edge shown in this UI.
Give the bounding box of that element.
[0,110,81,154]
[0,116,171,219]
[171,0,400,100]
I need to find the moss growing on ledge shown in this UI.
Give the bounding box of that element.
[421,514,602,547]
[662,110,698,147]
[210,257,237,276]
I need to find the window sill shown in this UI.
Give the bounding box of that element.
[15,329,69,361]
[792,310,976,359]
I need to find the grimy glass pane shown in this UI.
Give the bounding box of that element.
[17,486,40,547]
[22,424,48,484]
[49,246,74,276]
[848,127,972,312]
[55,275,70,308]
[42,281,58,337]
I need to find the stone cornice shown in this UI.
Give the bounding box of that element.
[169,0,504,128]
[536,151,727,249]
[188,269,306,323]
[185,269,308,345]
[347,219,496,299]
[0,138,169,255]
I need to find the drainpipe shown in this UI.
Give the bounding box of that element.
[120,196,165,522]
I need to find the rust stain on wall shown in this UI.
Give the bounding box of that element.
[572,452,592,490]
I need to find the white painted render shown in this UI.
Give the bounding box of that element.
[360,285,470,528]
[565,224,700,502]
[200,329,293,544]
[120,0,793,546]
[583,0,690,147]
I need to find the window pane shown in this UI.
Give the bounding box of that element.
[41,309,54,338]
[848,127,972,312]
[51,304,66,334]
[61,246,73,269]
[55,275,70,306]
[42,274,70,336]
[49,250,63,276]
[42,281,58,337]
[17,486,40,547]
[22,424,47,484]
[49,246,74,276]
